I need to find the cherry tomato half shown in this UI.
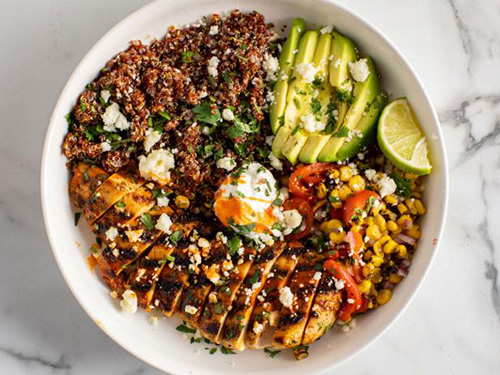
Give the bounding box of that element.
[342,190,381,226]
[289,163,335,202]
[324,259,362,322]
[345,229,364,283]
[283,198,314,240]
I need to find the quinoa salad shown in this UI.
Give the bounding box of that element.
[63,11,432,359]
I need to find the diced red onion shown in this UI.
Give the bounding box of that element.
[395,233,416,246]
[382,281,395,290]
[402,218,413,230]
[397,267,409,277]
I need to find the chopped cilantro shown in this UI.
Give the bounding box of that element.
[220,346,236,355]
[332,126,349,138]
[389,173,412,198]
[227,235,242,255]
[291,125,300,135]
[170,230,183,244]
[74,212,81,226]
[176,324,196,334]
[181,51,195,63]
[140,213,156,230]
[116,201,126,208]
[192,102,221,125]
[264,348,281,358]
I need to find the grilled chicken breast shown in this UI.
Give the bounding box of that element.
[71,164,347,351]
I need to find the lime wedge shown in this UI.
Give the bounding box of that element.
[377,98,432,175]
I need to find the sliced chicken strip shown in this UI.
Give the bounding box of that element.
[197,247,257,344]
[301,272,342,345]
[220,242,286,351]
[177,241,228,327]
[272,250,324,349]
[245,241,305,349]
[69,162,109,209]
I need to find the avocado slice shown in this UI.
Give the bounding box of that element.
[270,18,307,134]
[318,56,380,162]
[334,91,388,160]
[282,32,333,164]
[272,30,319,158]
[329,31,358,127]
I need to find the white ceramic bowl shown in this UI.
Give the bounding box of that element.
[41,0,448,374]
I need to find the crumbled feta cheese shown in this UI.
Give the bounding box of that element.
[265,135,275,146]
[138,149,175,185]
[265,90,275,104]
[216,156,236,171]
[198,238,210,248]
[281,209,302,235]
[313,271,322,281]
[120,290,137,314]
[320,25,333,34]
[149,315,159,327]
[333,58,341,69]
[100,141,112,152]
[100,90,111,103]
[253,321,264,335]
[222,108,234,121]
[102,102,130,132]
[144,130,162,153]
[216,232,228,244]
[295,62,318,83]
[157,196,169,207]
[300,113,326,133]
[279,286,294,308]
[105,227,119,241]
[348,58,370,82]
[126,229,143,243]
[155,213,172,233]
[209,25,219,35]
[185,305,198,315]
[334,278,345,290]
[365,169,378,182]
[268,152,283,171]
[377,175,397,197]
[207,56,219,77]
[262,53,279,81]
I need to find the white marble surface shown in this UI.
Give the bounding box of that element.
[1,0,499,374]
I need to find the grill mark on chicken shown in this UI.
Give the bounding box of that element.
[69,163,109,209]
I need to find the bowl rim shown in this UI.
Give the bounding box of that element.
[41,0,449,373]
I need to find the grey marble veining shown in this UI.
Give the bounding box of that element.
[1,0,499,374]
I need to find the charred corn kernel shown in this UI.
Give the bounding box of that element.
[375,215,387,231]
[329,169,340,180]
[397,215,413,230]
[381,209,397,221]
[320,219,343,234]
[316,183,327,199]
[364,250,374,261]
[348,175,366,192]
[338,185,352,201]
[397,245,407,258]
[397,203,408,214]
[373,241,383,256]
[339,166,353,181]
[313,199,327,212]
[404,173,418,181]
[387,220,399,232]
[359,279,372,294]
[329,231,345,244]
[371,255,384,267]
[389,273,403,284]
[362,263,375,278]
[329,189,342,209]
[379,235,391,245]
[365,217,375,226]
[376,289,392,305]
[385,195,397,206]
[366,225,382,241]
[383,240,398,254]
[371,268,382,283]
[405,198,418,215]
[175,195,190,208]
[414,199,426,215]
[406,224,421,239]
[412,191,422,199]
